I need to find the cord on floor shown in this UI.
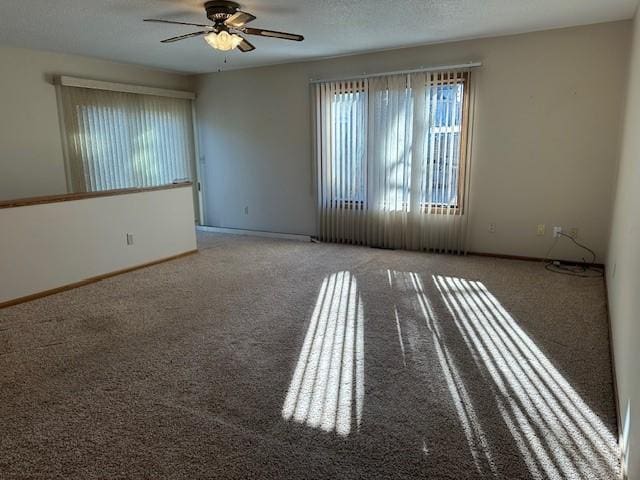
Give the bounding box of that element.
[544,232,603,278]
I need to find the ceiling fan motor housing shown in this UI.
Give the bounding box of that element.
[205,0,240,24]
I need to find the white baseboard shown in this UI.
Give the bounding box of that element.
[197,226,311,242]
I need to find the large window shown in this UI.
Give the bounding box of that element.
[58,83,196,193]
[326,74,468,209]
[315,70,473,252]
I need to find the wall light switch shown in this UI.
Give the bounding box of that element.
[126,233,134,245]
[536,224,546,236]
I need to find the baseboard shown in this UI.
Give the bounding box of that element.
[469,251,605,268]
[469,251,546,262]
[197,225,311,242]
[603,272,626,480]
[0,249,198,309]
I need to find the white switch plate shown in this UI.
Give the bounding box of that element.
[536,224,546,236]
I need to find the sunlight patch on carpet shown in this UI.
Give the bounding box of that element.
[282,271,364,436]
[433,274,619,480]
[389,270,498,478]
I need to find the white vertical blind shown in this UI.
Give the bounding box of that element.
[315,79,369,246]
[59,86,195,192]
[314,69,474,253]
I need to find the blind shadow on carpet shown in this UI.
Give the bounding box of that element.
[279,268,619,480]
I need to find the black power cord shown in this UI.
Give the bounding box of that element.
[544,232,604,278]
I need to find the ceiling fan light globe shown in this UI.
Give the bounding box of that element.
[204,31,243,51]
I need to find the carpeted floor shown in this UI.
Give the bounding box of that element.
[0,232,619,479]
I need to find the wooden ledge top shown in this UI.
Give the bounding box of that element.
[0,182,193,210]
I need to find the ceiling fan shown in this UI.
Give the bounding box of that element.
[144,0,304,53]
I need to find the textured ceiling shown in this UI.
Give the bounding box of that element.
[0,0,637,74]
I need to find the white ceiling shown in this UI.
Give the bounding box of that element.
[0,0,637,74]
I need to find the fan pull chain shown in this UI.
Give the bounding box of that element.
[217,55,230,73]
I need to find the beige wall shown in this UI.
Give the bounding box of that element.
[608,9,640,480]
[0,186,197,305]
[0,45,194,202]
[196,21,630,261]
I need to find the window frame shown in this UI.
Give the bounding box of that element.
[324,72,471,215]
[422,72,470,215]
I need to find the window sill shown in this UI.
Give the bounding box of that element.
[328,203,463,215]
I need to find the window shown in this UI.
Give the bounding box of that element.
[323,73,469,210]
[425,81,466,207]
[329,89,367,204]
[315,70,473,251]
[58,83,196,193]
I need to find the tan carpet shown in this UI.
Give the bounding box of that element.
[0,232,619,479]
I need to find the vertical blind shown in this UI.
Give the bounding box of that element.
[59,86,195,192]
[314,69,474,253]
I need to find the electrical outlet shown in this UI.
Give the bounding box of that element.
[569,227,578,239]
[488,223,496,233]
[536,224,546,236]
[126,233,134,245]
[553,226,562,238]
[244,206,249,215]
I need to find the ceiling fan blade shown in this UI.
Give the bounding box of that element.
[161,31,209,43]
[237,37,256,53]
[225,11,256,28]
[144,18,212,28]
[243,27,304,42]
